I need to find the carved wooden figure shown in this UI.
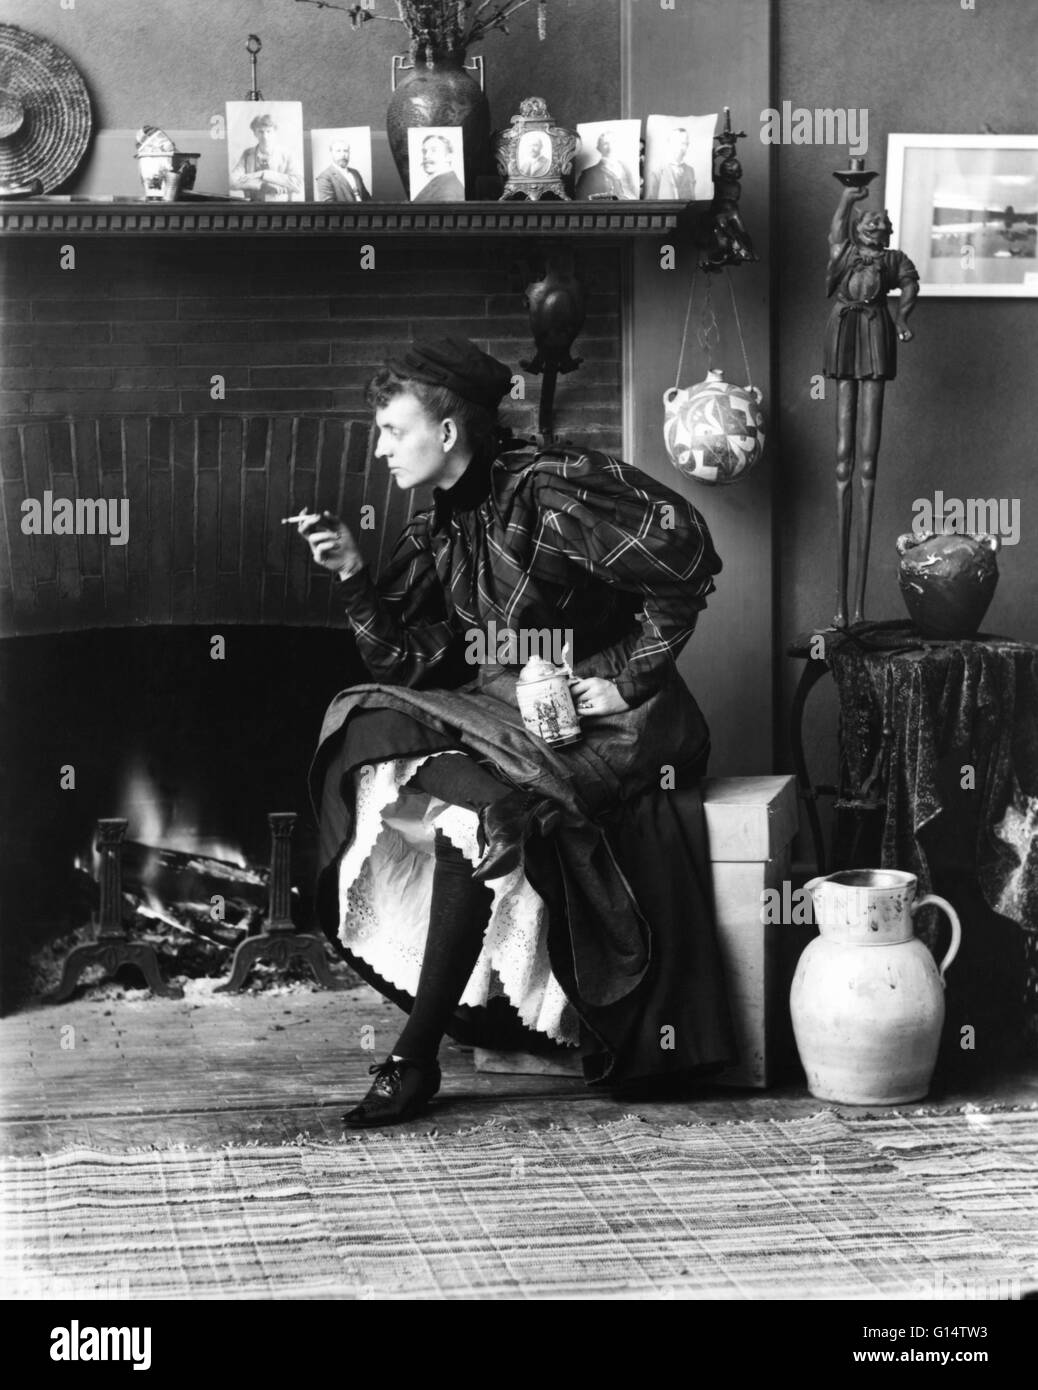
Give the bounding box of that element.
[824,170,919,628]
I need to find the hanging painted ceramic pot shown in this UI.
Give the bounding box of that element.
[386,51,490,198]
[790,869,962,1105]
[896,530,1000,639]
[663,368,765,485]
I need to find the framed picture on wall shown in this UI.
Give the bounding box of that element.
[226,101,305,203]
[310,128,373,202]
[885,134,1038,297]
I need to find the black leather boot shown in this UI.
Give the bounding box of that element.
[473,789,561,882]
[342,1057,442,1129]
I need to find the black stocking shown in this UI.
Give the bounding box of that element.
[393,829,494,1062]
[409,750,514,814]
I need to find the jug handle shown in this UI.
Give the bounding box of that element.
[911,894,962,983]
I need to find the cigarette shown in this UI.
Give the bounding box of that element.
[280,510,328,526]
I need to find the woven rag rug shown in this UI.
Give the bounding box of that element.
[2,1109,1035,1301]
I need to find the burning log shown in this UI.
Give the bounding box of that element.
[47,806,337,1000]
[130,897,258,949]
[119,839,269,909]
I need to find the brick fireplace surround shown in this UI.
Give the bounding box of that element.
[0,229,625,989]
[0,235,624,636]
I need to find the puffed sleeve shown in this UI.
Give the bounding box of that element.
[527,451,722,707]
[891,248,920,288]
[334,514,459,687]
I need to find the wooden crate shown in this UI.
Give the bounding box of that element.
[474,776,805,1086]
[703,776,805,1088]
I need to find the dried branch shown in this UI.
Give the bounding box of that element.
[293,0,407,24]
[292,0,547,54]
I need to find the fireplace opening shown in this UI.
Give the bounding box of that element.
[0,624,376,1007]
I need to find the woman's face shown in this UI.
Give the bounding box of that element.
[374,391,456,490]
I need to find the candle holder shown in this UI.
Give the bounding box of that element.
[47,818,184,1002]
[216,812,345,992]
[832,155,878,189]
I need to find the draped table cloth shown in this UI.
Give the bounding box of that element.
[824,621,1038,1030]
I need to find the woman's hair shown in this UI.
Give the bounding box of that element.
[365,368,501,455]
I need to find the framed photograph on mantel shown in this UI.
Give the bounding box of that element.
[226,101,305,203]
[573,120,642,200]
[494,97,577,201]
[885,134,1038,297]
[407,127,466,202]
[645,113,717,202]
[311,128,373,203]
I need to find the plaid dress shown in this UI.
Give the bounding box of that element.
[333,443,721,709]
[310,444,735,1081]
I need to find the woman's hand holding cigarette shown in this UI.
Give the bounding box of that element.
[289,510,364,580]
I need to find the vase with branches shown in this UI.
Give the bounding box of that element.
[295,1,549,196]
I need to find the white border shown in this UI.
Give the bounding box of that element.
[885,133,1038,298]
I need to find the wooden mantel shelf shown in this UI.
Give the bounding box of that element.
[0,199,707,238]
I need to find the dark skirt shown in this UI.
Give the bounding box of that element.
[310,640,737,1085]
[823,300,898,380]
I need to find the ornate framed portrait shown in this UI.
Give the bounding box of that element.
[494,97,576,202]
[885,134,1038,297]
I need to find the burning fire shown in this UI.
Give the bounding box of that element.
[116,758,248,867]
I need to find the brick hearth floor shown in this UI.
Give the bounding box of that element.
[1,983,1036,1156]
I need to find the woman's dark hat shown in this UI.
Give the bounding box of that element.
[0,24,93,195]
[387,337,513,411]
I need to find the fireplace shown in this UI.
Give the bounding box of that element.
[0,223,627,1006]
[0,624,361,1001]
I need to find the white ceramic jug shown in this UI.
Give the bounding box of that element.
[790,869,962,1105]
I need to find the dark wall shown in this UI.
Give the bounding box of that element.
[624,0,774,778]
[0,0,619,166]
[775,0,1038,826]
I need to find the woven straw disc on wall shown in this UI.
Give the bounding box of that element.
[0,24,92,192]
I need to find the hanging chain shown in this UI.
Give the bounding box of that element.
[676,265,753,385]
[675,265,698,389]
[697,275,720,372]
[724,267,754,386]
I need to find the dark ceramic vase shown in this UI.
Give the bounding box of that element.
[386,52,490,198]
[896,530,1000,639]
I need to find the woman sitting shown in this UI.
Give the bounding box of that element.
[300,336,735,1127]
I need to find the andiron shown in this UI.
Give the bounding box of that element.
[216,812,345,992]
[47,818,184,1002]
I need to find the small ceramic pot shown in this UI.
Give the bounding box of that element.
[896,530,1000,639]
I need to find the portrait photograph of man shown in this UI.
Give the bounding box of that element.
[516,129,554,179]
[573,120,641,200]
[407,128,466,202]
[226,101,305,203]
[646,112,717,202]
[311,127,373,202]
